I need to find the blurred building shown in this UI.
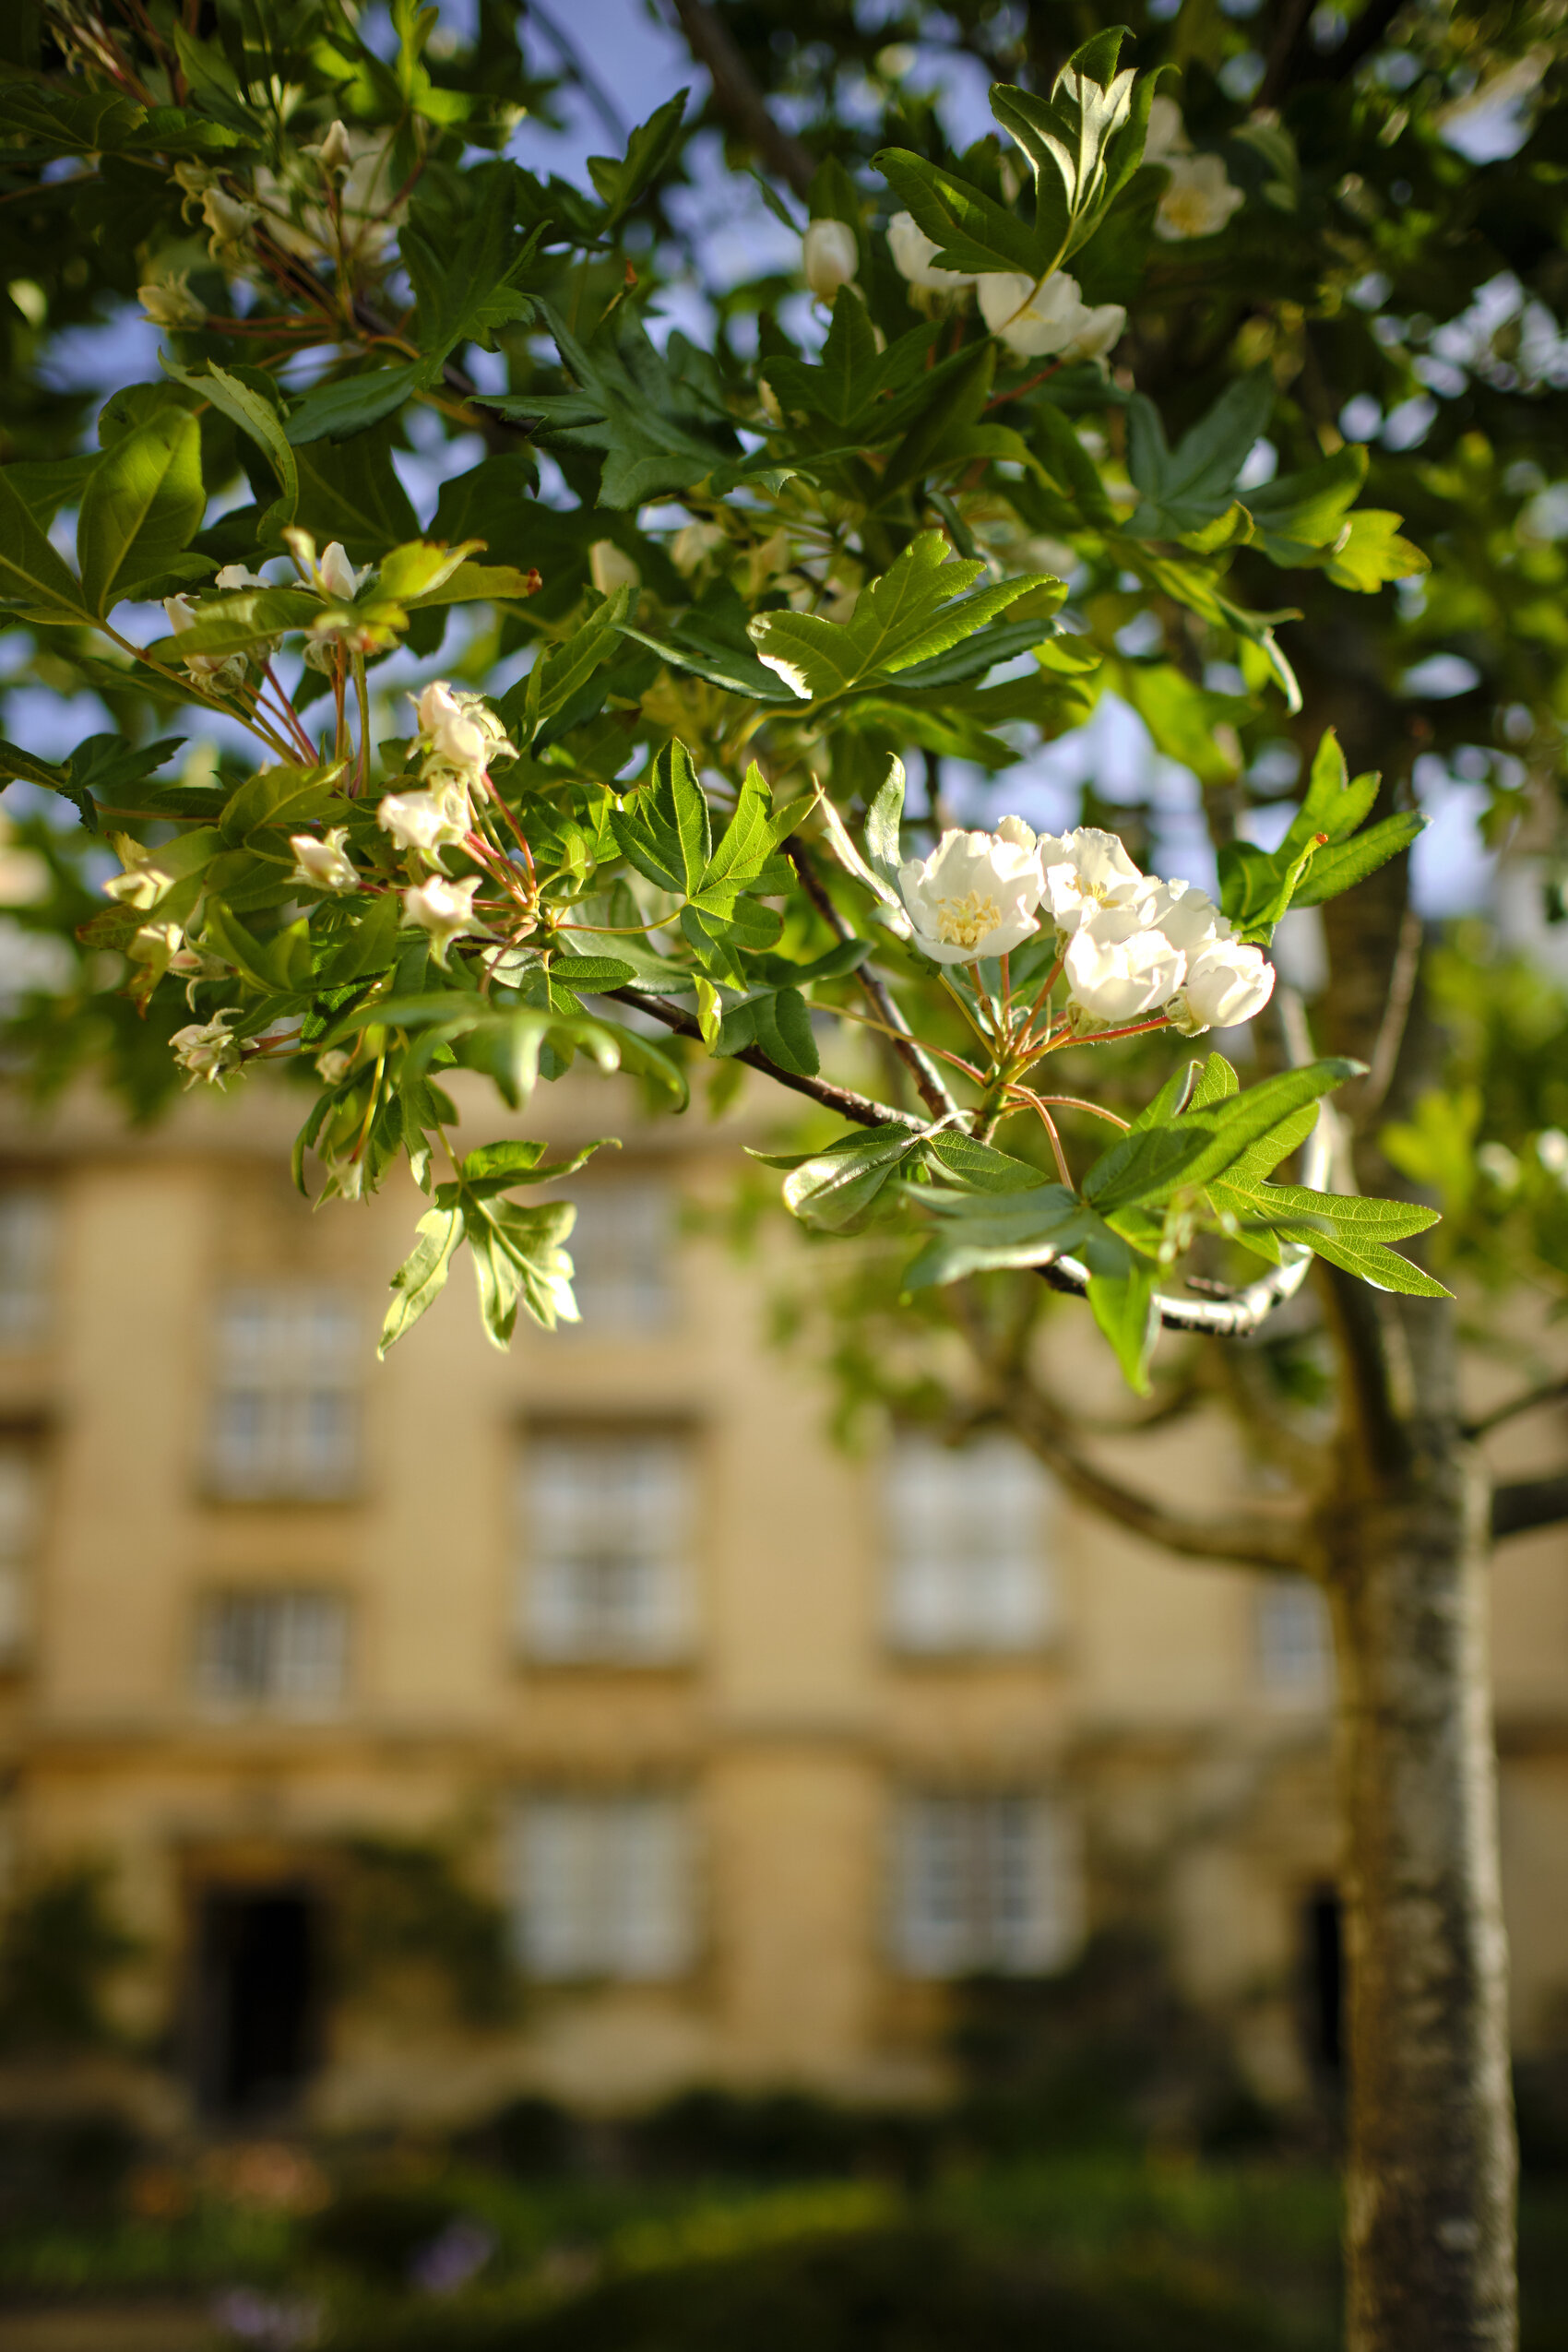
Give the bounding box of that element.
[0,1074,1563,2132]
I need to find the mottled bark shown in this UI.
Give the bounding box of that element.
[1317,1282,1517,2352]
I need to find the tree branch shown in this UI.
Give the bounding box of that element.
[987,1350,1307,1574]
[666,0,816,198]
[1464,1373,1568,1442]
[785,840,956,1120]
[1491,1473,1568,1541]
[605,988,920,1132]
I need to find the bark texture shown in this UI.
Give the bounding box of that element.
[1320,1286,1517,2352]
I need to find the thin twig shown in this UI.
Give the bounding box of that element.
[1464,1372,1568,1443]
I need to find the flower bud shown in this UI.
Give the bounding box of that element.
[289,826,358,893]
[318,540,362,600]
[171,1010,241,1086]
[137,271,208,330]
[886,212,974,292]
[802,218,858,303]
[376,787,470,855]
[200,185,260,255]
[304,119,355,176]
[401,874,490,966]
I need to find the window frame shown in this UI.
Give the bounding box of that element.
[508,1788,698,1983]
[516,1422,700,1668]
[890,1788,1083,1980]
[193,1586,352,1719]
[882,1430,1057,1659]
[204,1284,362,1504]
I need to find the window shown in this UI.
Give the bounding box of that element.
[510,1794,695,1980]
[0,1439,41,1662]
[519,1431,695,1663]
[195,1590,349,1716]
[0,1189,54,1347]
[892,1794,1081,1978]
[885,1432,1054,1654]
[1256,1575,1333,1701]
[208,1288,359,1500]
[564,1179,674,1331]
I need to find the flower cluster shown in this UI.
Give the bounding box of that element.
[375,680,517,868]
[898,821,1275,1036]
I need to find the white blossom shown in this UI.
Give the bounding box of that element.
[376,787,471,855]
[1143,96,1189,163]
[137,271,207,329]
[1064,905,1185,1024]
[200,184,259,257]
[898,823,1044,965]
[412,681,517,781]
[303,119,354,175]
[1155,154,1244,242]
[401,873,490,965]
[318,540,363,600]
[1536,1128,1568,1181]
[214,563,269,591]
[1477,1141,1521,1191]
[802,218,859,303]
[588,540,640,596]
[886,211,975,292]
[1038,826,1152,934]
[315,1047,354,1083]
[977,268,1123,363]
[1167,937,1276,1035]
[1144,876,1230,956]
[171,1008,241,1085]
[289,826,357,893]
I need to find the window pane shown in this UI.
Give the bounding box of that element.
[208,1288,359,1499]
[521,1433,694,1661]
[196,1590,349,1715]
[885,1434,1053,1654]
[0,1443,40,1663]
[564,1182,674,1332]
[511,1794,694,1980]
[894,1794,1080,1978]
[0,1190,54,1347]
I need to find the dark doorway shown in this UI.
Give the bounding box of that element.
[194,1887,320,2120]
[1301,1884,1343,2075]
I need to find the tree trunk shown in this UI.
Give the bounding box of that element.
[1320,1293,1517,2352]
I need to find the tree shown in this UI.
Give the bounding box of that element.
[0,3,1562,2346]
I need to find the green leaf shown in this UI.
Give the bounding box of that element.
[160,355,297,526]
[761,1123,924,1234]
[284,363,425,446]
[291,421,419,563]
[1279,729,1379,858]
[380,1206,464,1355]
[0,463,90,624]
[747,531,1054,701]
[864,756,906,891]
[902,1181,1102,1286]
[220,761,345,843]
[1125,377,1275,540]
[695,761,807,908]
[873,148,1039,278]
[1289,812,1426,908]
[587,88,689,224]
[1084,1230,1159,1395]
[401,559,539,609]
[401,172,540,373]
[76,408,204,615]
[610,737,710,896]
[147,587,320,661]
[1084,1060,1360,1213]
[1324,508,1428,591]
[481,305,738,509]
